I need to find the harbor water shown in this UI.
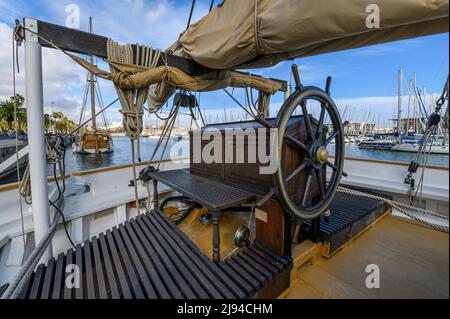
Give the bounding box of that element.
[61,136,447,172]
[0,136,448,187]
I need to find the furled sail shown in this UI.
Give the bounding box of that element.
[169,0,449,69]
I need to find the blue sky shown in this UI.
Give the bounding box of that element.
[0,0,448,128]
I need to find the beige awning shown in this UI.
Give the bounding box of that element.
[169,0,449,69]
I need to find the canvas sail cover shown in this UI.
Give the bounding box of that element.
[169,0,449,69]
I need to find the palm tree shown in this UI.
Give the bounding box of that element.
[44,113,51,133]
[52,111,64,120]
[0,94,27,131]
[55,115,77,133]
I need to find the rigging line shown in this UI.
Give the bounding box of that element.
[338,186,448,233]
[144,103,177,170]
[131,140,141,215]
[149,102,180,171]
[79,76,90,127]
[157,104,181,170]
[249,87,255,109]
[245,87,257,117]
[223,88,255,119]
[12,30,26,249]
[186,0,196,30]
[416,89,429,119]
[65,98,119,137]
[209,0,215,12]
[94,83,109,128]
[150,105,178,121]
[197,92,206,126]
[429,56,449,90]
[416,142,432,203]
[159,104,180,156]
[1,209,60,300]
[48,139,75,249]
[94,78,111,128]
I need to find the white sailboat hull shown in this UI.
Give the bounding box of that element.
[391,143,449,154]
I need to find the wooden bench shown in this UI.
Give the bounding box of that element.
[13,209,290,299]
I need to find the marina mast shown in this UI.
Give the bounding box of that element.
[88,17,96,131]
[88,17,99,155]
[413,72,417,134]
[397,67,403,139]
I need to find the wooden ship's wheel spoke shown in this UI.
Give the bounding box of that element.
[285,161,308,183]
[301,172,314,207]
[315,169,325,199]
[325,131,339,146]
[301,102,314,140]
[316,105,327,140]
[284,134,309,153]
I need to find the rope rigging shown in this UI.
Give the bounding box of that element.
[338,186,449,233]
[12,30,26,250]
[106,39,165,214]
[403,75,449,206]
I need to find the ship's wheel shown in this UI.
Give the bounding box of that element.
[274,72,345,220]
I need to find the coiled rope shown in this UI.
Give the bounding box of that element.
[338,186,449,233]
[106,39,161,213]
[19,136,65,204]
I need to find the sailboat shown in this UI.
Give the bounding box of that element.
[72,18,113,155]
[390,70,449,154]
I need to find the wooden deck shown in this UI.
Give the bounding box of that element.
[12,209,290,299]
[283,215,449,299]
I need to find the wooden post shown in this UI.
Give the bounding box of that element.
[18,19,287,92]
[212,211,220,262]
[311,216,321,241]
[152,179,159,209]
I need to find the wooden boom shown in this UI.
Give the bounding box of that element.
[19,18,287,92]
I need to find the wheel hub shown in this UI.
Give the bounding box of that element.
[315,146,329,164]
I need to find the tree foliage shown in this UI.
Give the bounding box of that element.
[0,94,77,133]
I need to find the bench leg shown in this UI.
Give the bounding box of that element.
[153,179,159,209]
[212,211,220,263]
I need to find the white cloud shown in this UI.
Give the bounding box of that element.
[197,93,439,129]
[147,2,168,24]
[0,22,85,118]
[0,0,211,125]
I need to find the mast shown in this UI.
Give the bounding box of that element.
[407,79,412,134]
[413,72,417,134]
[88,17,99,155]
[397,68,402,140]
[89,17,96,131]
